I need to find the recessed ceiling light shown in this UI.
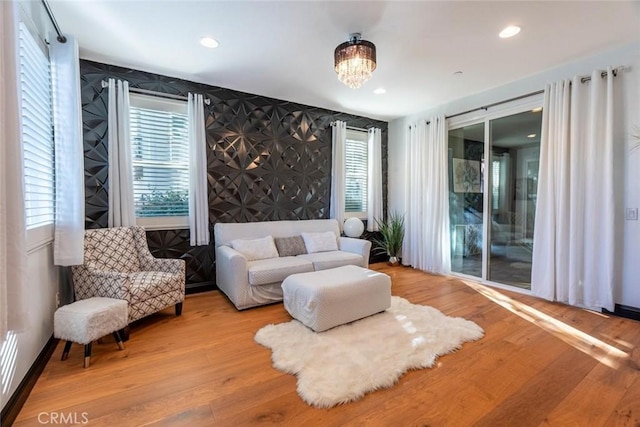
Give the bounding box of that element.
[200,37,219,49]
[532,107,543,113]
[373,88,386,95]
[527,133,536,138]
[499,25,521,39]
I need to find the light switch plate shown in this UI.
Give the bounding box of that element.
[627,208,638,221]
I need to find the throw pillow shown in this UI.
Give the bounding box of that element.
[231,235,279,261]
[301,231,339,254]
[274,236,307,257]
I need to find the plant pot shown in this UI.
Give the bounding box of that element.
[388,256,400,266]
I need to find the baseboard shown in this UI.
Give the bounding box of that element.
[185,281,217,294]
[1,335,58,427]
[369,253,388,264]
[603,304,640,322]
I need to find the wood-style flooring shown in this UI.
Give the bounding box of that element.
[13,264,640,426]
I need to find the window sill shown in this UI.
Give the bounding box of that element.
[136,216,189,231]
[27,223,54,254]
[344,212,367,221]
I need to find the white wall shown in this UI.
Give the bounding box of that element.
[1,1,60,412]
[388,42,640,308]
[621,44,640,308]
[1,242,58,410]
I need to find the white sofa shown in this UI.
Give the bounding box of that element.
[214,219,372,310]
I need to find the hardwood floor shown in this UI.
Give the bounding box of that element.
[14,264,640,426]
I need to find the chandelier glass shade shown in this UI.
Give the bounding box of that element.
[334,33,377,89]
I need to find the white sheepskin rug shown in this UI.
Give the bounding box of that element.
[255,296,484,408]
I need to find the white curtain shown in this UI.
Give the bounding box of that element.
[330,121,346,230]
[107,78,135,227]
[51,34,84,266]
[532,68,616,311]
[403,116,451,274]
[188,93,209,246]
[404,121,426,269]
[367,128,383,231]
[1,0,28,339]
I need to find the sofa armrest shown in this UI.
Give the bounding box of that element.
[71,266,131,301]
[338,237,372,266]
[140,256,186,277]
[215,245,250,309]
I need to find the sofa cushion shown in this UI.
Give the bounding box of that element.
[231,235,279,261]
[301,231,339,254]
[248,257,314,286]
[296,251,363,270]
[274,236,307,257]
[129,271,179,302]
[214,219,340,248]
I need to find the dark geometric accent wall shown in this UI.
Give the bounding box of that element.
[80,60,388,290]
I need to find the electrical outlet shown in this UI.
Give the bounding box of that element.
[627,208,638,221]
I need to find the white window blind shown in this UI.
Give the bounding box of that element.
[344,129,368,214]
[18,23,55,230]
[129,94,189,219]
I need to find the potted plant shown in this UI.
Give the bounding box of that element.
[372,212,405,265]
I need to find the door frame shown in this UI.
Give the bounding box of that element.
[447,93,544,293]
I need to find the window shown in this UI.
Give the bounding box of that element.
[18,23,55,232]
[344,129,368,217]
[129,94,189,229]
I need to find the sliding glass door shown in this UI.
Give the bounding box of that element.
[448,107,542,290]
[449,123,484,277]
[487,111,541,289]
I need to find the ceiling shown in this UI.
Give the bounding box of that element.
[49,1,640,121]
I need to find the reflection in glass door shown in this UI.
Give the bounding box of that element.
[448,108,542,290]
[448,123,485,277]
[488,111,541,289]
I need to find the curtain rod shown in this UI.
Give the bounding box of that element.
[425,66,623,125]
[101,80,211,105]
[41,0,66,43]
[445,89,545,121]
[580,68,619,83]
[329,122,370,132]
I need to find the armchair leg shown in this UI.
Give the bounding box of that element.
[175,302,183,316]
[119,327,130,342]
[112,331,125,350]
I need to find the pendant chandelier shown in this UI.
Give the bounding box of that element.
[334,33,377,89]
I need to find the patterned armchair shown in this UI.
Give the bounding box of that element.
[71,226,185,323]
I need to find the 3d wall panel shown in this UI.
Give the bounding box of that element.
[80,60,388,289]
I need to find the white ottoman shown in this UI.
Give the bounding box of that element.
[282,265,391,332]
[54,297,128,368]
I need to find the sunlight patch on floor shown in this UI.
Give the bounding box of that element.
[1,331,18,394]
[395,314,423,347]
[396,314,418,334]
[582,308,610,319]
[461,280,628,369]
